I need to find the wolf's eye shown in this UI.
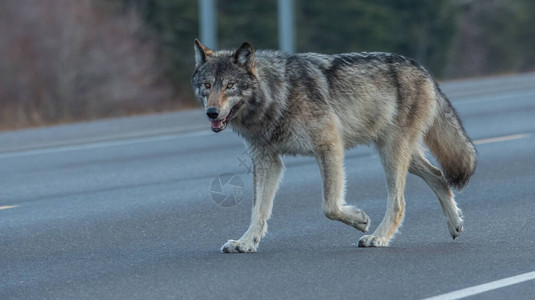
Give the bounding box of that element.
[204,83,211,89]
[226,83,234,89]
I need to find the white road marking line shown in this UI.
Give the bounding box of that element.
[0,130,214,159]
[473,133,529,145]
[0,205,17,210]
[423,271,535,300]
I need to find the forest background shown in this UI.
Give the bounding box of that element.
[1,0,533,130]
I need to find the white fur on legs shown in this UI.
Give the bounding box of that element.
[358,194,405,248]
[409,151,464,239]
[445,205,463,239]
[358,137,412,248]
[221,239,257,253]
[324,205,370,233]
[358,235,389,247]
[221,148,284,253]
[316,134,370,235]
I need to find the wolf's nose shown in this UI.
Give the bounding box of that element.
[206,107,219,119]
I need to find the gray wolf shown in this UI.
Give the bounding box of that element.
[191,39,476,253]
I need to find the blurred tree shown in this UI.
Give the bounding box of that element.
[1,0,533,130]
[125,0,534,86]
[123,0,198,98]
[218,1,278,50]
[297,0,458,77]
[124,0,278,92]
[446,0,535,78]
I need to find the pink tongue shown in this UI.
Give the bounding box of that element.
[211,120,223,129]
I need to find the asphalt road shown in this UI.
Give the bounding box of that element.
[1,73,535,299]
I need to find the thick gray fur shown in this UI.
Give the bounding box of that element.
[192,40,476,252]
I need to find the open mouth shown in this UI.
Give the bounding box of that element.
[210,105,238,133]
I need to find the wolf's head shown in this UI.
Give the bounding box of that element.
[191,39,257,133]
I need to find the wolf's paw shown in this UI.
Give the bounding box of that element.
[447,212,464,240]
[343,205,370,233]
[221,239,257,253]
[357,235,389,247]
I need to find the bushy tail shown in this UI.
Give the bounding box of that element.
[425,87,477,190]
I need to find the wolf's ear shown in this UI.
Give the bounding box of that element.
[194,39,213,67]
[232,42,255,70]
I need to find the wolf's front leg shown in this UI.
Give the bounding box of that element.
[316,140,370,233]
[221,150,284,253]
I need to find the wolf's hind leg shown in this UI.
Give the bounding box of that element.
[409,150,463,239]
[316,138,370,233]
[221,150,284,253]
[358,136,414,247]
